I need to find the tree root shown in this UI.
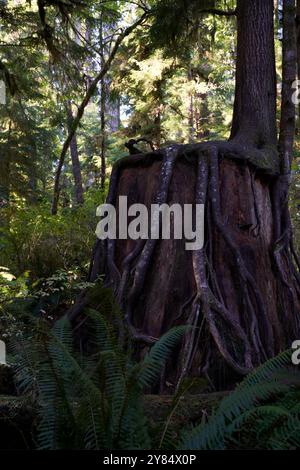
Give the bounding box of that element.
[179,151,253,381]
[68,138,300,381]
[123,145,180,344]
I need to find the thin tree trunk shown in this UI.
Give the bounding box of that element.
[154,109,162,148]
[296,0,300,122]
[188,67,195,143]
[0,119,11,226]
[28,173,37,203]
[28,135,38,204]
[66,101,84,205]
[99,13,106,190]
[109,94,121,132]
[51,13,149,215]
[100,77,106,190]
[279,0,297,171]
[195,91,210,140]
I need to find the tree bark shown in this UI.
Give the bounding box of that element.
[99,13,106,191]
[100,77,106,190]
[70,0,300,390]
[188,67,195,143]
[195,91,210,141]
[231,0,277,147]
[279,0,297,171]
[66,102,84,205]
[0,119,11,226]
[108,94,121,132]
[296,0,300,122]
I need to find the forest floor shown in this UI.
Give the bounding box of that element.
[0,363,227,449]
[144,391,228,442]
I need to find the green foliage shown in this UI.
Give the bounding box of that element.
[0,188,104,278]
[8,309,186,449]
[0,0,237,212]
[179,350,300,450]
[0,0,141,209]
[0,267,29,302]
[138,325,189,389]
[1,268,300,451]
[149,0,216,56]
[112,1,236,147]
[5,306,300,451]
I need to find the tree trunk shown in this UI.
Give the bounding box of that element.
[279,0,296,170]
[0,119,11,227]
[195,91,210,140]
[71,0,300,390]
[188,67,195,143]
[296,0,300,123]
[28,135,38,204]
[100,77,106,190]
[108,94,121,132]
[99,13,106,190]
[230,0,277,146]
[66,102,84,206]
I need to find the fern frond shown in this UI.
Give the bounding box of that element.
[138,326,188,388]
[179,350,299,450]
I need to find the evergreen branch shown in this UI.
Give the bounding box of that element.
[199,8,237,16]
[51,11,150,215]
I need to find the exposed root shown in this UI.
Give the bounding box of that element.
[271,171,300,336]
[249,169,260,237]
[209,146,274,361]
[123,145,180,343]
[180,152,253,381]
[117,239,146,308]
[68,137,300,384]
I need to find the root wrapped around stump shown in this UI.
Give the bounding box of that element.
[69,140,300,390]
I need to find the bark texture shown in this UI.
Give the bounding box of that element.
[231,0,277,146]
[296,0,300,122]
[66,102,84,205]
[279,0,297,171]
